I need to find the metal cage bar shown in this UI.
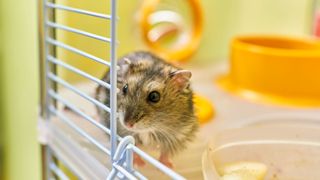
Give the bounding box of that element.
[49,147,82,180]
[49,162,70,180]
[47,73,111,113]
[46,21,111,43]
[49,105,111,156]
[46,38,111,67]
[132,170,148,180]
[48,90,111,136]
[46,2,112,20]
[132,146,185,179]
[40,0,58,179]
[113,164,137,180]
[47,55,111,89]
[109,0,118,161]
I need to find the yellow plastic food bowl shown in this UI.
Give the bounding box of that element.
[217,35,320,107]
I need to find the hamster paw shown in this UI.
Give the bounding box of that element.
[134,153,146,167]
[159,153,173,169]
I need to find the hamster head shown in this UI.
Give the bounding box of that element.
[117,52,195,132]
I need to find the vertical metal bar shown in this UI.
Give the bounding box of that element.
[45,1,57,108]
[45,147,55,180]
[43,0,49,120]
[49,0,58,104]
[38,0,49,179]
[41,0,51,179]
[125,147,133,173]
[38,0,46,118]
[40,146,48,180]
[41,0,57,179]
[110,0,118,160]
[43,0,57,119]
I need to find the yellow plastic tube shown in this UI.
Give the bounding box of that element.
[138,0,203,62]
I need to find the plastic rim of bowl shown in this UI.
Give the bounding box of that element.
[216,35,320,107]
[138,0,204,62]
[201,118,320,180]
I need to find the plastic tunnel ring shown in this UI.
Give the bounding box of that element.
[138,0,204,62]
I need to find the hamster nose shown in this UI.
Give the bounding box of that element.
[125,121,134,128]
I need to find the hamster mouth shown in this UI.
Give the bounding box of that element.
[119,111,152,132]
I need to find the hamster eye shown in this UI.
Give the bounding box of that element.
[122,84,128,95]
[148,91,160,103]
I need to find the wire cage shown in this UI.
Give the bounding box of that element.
[38,0,186,179]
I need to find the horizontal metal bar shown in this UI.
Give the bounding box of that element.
[48,90,110,134]
[48,147,80,180]
[47,73,111,114]
[49,105,111,155]
[113,164,137,180]
[46,21,111,43]
[46,2,111,19]
[49,162,70,180]
[47,55,110,89]
[46,38,110,67]
[132,170,147,180]
[48,90,122,141]
[131,145,185,180]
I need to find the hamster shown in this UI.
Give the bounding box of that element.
[95,51,198,167]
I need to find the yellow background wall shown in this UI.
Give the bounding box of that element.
[0,0,41,179]
[0,0,313,180]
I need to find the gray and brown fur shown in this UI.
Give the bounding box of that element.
[95,51,198,156]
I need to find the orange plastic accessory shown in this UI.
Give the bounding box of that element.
[217,35,320,107]
[138,0,203,62]
[193,94,214,124]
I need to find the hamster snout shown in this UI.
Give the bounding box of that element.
[123,110,145,128]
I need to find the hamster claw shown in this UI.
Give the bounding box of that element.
[159,153,173,169]
[134,153,146,167]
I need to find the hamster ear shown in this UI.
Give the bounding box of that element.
[169,70,192,90]
[118,58,132,77]
[123,57,132,65]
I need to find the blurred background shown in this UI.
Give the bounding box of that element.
[0,0,316,179]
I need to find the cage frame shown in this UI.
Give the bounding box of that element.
[38,0,186,179]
